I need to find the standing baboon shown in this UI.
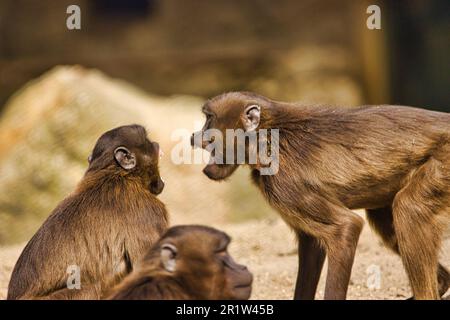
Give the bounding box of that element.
[191,91,450,300]
[8,124,168,299]
[108,225,253,300]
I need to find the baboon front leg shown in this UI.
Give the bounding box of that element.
[294,232,326,300]
[321,208,364,300]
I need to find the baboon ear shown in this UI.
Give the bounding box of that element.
[161,244,177,272]
[242,105,260,132]
[114,147,136,170]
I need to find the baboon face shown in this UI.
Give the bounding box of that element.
[158,225,253,300]
[191,92,270,180]
[88,124,165,195]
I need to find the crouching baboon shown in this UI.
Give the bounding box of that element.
[8,125,168,299]
[107,225,253,300]
[191,91,450,300]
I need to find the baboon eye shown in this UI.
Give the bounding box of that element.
[203,113,214,130]
[215,247,227,258]
[205,112,215,121]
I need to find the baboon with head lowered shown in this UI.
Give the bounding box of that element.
[8,124,168,299]
[108,225,253,300]
[192,92,450,300]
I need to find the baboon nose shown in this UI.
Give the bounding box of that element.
[238,263,248,271]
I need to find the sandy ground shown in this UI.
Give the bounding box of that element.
[1,217,449,300]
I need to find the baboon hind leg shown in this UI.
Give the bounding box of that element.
[367,206,449,298]
[391,157,450,300]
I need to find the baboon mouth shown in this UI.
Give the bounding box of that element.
[149,178,165,195]
[233,283,252,299]
[208,150,224,163]
[234,277,253,289]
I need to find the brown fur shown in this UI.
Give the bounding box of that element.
[107,225,253,300]
[7,125,168,300]
[192,91,450,300]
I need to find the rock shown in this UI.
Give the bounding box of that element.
[0,65,274,244]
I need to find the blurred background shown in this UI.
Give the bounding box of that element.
[0,0,449,300]
[0,0,448,244]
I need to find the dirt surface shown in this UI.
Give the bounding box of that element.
[227,218,449,300]
[1,215,449,300]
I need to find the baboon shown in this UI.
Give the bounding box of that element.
[107,225,253,300]
[191,91,450,300]
[7,124,168,299]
